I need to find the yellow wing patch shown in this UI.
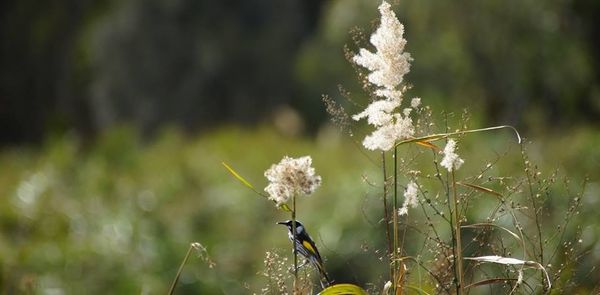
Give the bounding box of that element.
[302,240,316,254]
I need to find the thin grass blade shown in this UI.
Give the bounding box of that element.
[395,125,521,148]
[465,255,551,291]
[223,162,293,211]
[415,140,439,150]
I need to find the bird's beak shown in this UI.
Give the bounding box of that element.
[276,221,286,225]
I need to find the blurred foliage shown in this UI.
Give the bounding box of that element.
[0,125,598,293]
[1,0,600,293]
[1,0,599,143]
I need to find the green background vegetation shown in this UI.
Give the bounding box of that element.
[1,0,599,293]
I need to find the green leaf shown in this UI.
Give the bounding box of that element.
[279,203,292,212]
[222,161,292,212]
[222,162,257,190]
[318,284,368,295]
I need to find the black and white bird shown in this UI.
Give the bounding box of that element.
[277,220,331,285]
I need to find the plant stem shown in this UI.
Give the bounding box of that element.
[451,170,464,295]
[393,147,400,293]
[520,145,545,288]
[292,195,298,294]
[382,152,394,285]
[168,243,195,295]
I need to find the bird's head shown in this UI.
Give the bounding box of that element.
[277,220,305,233]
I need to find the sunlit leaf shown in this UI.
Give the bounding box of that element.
[415,140,439,150]
[395,125,521,148]
[318,283,368,295]
[464,255,551,290]
[222,162,294,211]
[279,203,292,212]
[222,162,257,190]
[405,285,432,295]
[222,161,269,198]
[466,255,528,265]
[457,182,503,199]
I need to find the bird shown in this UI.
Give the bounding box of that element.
[277,220,331,285]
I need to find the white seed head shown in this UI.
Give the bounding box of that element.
[352,1,416,151]
[399,181,419,216]
[264,156,321,205]
[353,1,412,91]
[410,97,421,108]
[440,139,464,172]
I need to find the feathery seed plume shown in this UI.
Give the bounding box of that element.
[264,156,321,205]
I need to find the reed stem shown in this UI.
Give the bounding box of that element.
[451,171,464,294]
[292,195,298,294]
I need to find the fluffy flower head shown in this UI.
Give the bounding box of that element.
[361,114,414,151]
[353,1,412,93]
[440,139,464,172]
[351,1,416,151]
[264,156,321,205]
[352,96,401,127]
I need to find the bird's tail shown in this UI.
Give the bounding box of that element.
[313,259,332,287]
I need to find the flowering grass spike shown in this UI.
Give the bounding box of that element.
[352,1,417,151]
[353,1,411,93]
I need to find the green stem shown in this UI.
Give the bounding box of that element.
[168,243,195,295]
[382,152,394,285]
[393,147,400,292]
[292,195,298,294]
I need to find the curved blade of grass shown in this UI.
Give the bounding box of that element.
[318,283,368,295]
[457,182,503,199]
[465,256,551,291]
[465,278,518,289]
[462,223,521,242]
[395,125,521,148]
[222,162,262,195]
[222,162,291,212]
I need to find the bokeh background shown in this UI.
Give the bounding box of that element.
[1,0,599,293]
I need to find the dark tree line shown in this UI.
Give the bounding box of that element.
[1,0,598,144]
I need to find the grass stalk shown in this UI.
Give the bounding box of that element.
[520,144,545,289]
[168,243,196,295]
[382,152,394,284]
[392,147,401,293]
[443,158,458,294]
[292,194,298,294]
[451,170,464,294]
